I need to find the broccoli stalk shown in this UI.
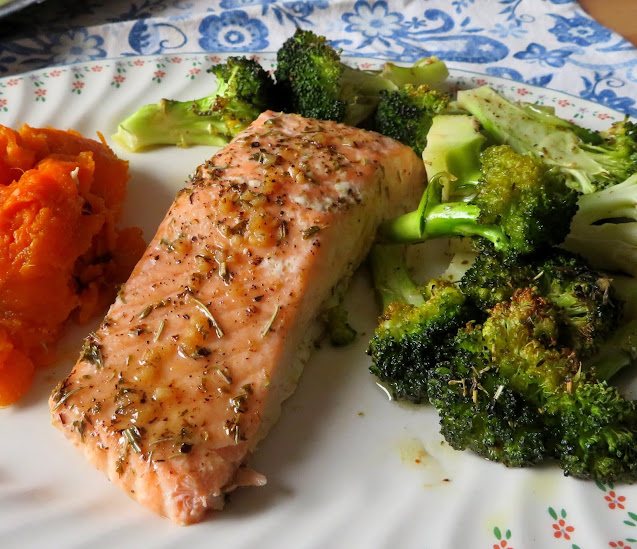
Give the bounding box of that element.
[379,56,449,88]
[112,56,275,151]
[457,86,637,194]
[274,29,448,127]
[564,171,637,277]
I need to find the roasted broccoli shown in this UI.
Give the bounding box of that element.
[368,244,476,403]
[373,84,450,156]
[274,29,448,126]
[379,141,579,257]
[113,56,275,151]
[565,171,637,277]
[457,86,637,194]
[459,248,620,357]
[428,288,637,481]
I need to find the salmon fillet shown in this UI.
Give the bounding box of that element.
[49,111,426,525]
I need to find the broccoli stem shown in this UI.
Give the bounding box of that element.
[112,98,249,152]
[380,56,449,88]
[586,319,637,381]
[564,172,637,277]
[422,114,486,201]
[378,174,510,251]
[369,244,425,310]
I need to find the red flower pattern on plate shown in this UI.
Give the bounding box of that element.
[49,70,62,77]
[475,78,487,86]
[558,99,571,107]
[605,490,627,510]
[170,57,182,63]
[0,99,7,108]
[552,518,574,540]
[154,70,165,78]
[91,65,103,72]
[189,68,201,76]
[7,78,19,86]
[609,542,632,548]
[516,88,529,96]
[598,112,611,120]
[72,81,84,89]
[34,89,46,97]
[493,540,514,549]
[209,55,221,63]
[134,59,145,66]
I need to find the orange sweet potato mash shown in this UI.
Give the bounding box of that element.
[0,124,146,405]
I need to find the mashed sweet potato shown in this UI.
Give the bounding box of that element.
[0,125,146,405]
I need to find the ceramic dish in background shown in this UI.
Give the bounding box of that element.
[0,53,634,549]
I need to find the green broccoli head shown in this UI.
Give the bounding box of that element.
[482,288,582,402]
[459,248,621,357]
[427,354,550,467]
[554,381,637,483]
[208,56,275,110]
[275,29,347,122]
[475,145,579,256]
[373,84,450,156]
[368,279,473,403]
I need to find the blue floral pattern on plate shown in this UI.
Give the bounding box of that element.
[0,0,637,117]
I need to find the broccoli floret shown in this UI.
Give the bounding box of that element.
[554,381,637,482]
[373,84,450,157]
[379,143,578,258]
[112,56,275,151]
[564,171,637,277]
[427,288,637,480]
[428,343,550,467]
[460,249,621,357]
[367,244,474,403]
[457,86,637,194]
[274,29,447,126]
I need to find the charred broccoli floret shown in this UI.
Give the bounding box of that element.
[428,288,637,481]
[457,86,637,194]
[373,84,450,156]
[274,29,448,126]
[459,249,621,357]
[113,56,275,151]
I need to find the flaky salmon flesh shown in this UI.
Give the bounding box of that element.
[49,111,426,525]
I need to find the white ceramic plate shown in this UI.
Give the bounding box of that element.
[0,53,635,549]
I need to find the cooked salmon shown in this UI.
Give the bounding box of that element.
[49,111,426,525]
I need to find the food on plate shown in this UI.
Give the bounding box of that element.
[113,56,276,152]
[50,111,426,524]
[274,29,448,127]
[564,172,637,277]
[367,86,637,482]
[372,83,450,157]
[457,85,637,194]
[0,125,145,405]
[113,29,450,153]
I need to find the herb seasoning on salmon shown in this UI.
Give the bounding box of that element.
[49,111,426,525]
